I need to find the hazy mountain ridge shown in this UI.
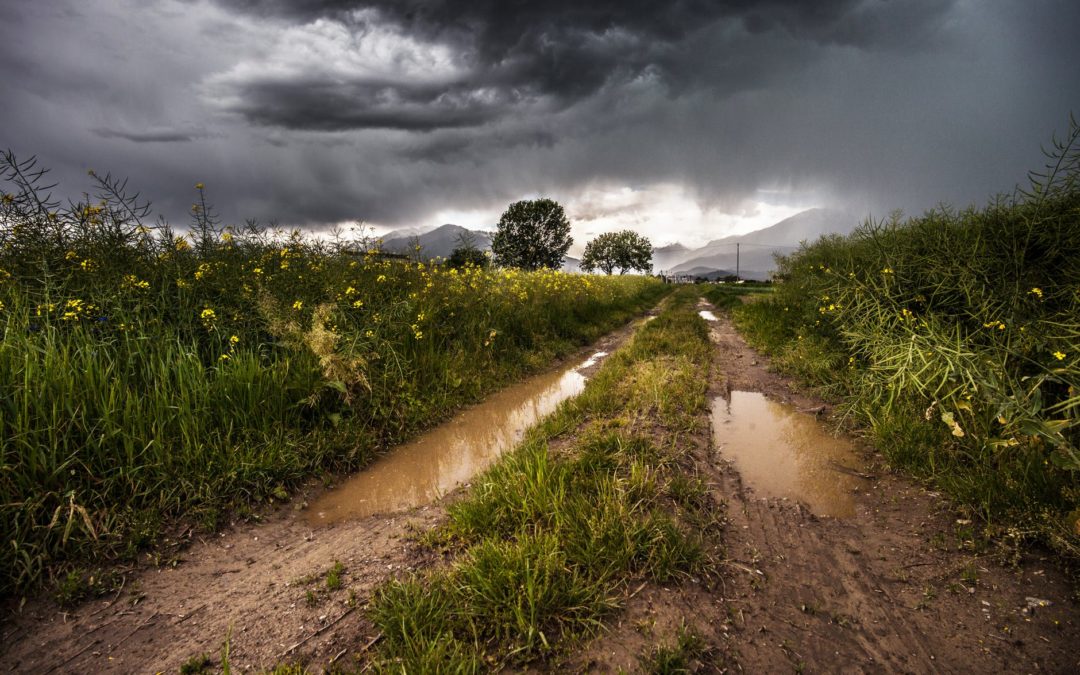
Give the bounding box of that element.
[379,223,583,272]
[666,208,857,279]
[651,242,692,271]
[379,224,493,259]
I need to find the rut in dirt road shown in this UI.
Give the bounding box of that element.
[698,299,1080,673]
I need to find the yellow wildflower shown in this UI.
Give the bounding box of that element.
[195,182,205,190]
[123,274,150,290]
[229,335,240,345]
[292,300,303,311]
[1053,351,1066,361]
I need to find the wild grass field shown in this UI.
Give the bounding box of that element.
[730,121,1080,564]
[0,153,669,596]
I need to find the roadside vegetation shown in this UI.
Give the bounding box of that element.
[0,153,669,596]
[368,288,721,671]
[730,120,1080,565]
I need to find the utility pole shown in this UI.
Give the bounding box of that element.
[736,242,740,281]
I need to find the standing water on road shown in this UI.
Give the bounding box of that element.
[711,391,868,517]
[308,352,610,524]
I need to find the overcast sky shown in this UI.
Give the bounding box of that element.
[2,0,1078,248]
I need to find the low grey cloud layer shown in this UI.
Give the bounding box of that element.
[1,0,1078,243]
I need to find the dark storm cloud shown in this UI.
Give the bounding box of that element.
[93,127,209,143]
[208,0,957,132]
[2,0,1079,239]
[223,77,521,131]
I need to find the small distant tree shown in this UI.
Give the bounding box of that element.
[447,231,489,269]
[490,198,572,270]
[580,230,653,275]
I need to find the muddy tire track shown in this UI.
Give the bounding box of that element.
[699,299,1079,673]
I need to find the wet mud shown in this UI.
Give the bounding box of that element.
[711,390,867,517]
[308,351,608,523]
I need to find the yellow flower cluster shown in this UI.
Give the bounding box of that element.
[60,298,96,322]
[123,274,150,290]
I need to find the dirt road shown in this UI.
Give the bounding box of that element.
[586,301,1080,672]
[3,303,1078,673]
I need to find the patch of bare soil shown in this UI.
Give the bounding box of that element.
[0,314,655,674]
[571,300,1080,673]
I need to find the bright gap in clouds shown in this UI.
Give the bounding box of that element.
[566,184,809,251]
[389,184,811,254]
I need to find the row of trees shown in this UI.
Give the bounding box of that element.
[484,198,653,274]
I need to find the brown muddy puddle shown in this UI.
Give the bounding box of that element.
[711,391,867,517]
[307,351,609,524]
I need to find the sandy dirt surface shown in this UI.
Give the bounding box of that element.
[4,301,1078,673]
[0,316,649,674]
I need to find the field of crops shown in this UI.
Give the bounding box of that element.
[732,123,1080,562]
[0,157,668,595]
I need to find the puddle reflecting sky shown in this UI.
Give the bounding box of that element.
[307,352,608,524]
[698,310,719,321]
[711,391,867,517]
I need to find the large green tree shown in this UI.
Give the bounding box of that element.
[490,198,573,270]
[580,230,653,275]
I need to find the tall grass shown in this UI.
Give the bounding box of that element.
[731,118,1080,560]
[0,153,669,595]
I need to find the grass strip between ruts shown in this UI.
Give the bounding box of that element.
[368,287,721,672]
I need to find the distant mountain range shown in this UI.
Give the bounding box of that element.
[378,223,584,272]
[665,208,856,280]
[379,224,492,258]
[378,208,857,278]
